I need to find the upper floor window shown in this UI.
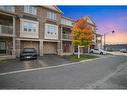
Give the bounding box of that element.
[23,21,37,33]
[47,11,56,20]
[45,23,58,39]
[20,19,39,38]
[24,6,37,15]
[0,6,15,12]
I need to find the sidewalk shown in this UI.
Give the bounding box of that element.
[107,51,127,56]
[88,62,127,89]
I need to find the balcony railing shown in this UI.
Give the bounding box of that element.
[0,6,15,13]
[0,25,13,35]
[62,34,72,40]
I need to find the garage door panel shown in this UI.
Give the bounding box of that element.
[43,42,57,54]
[21,41,39,54]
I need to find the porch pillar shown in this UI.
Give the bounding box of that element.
[12,16,16,57]
[16,40,20,57]
[60,26,63,56]
[57,42,61,55]
[39,40,43,56]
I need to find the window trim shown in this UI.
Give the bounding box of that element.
[24,6,37,15]
[47,11,57,20]
[45,23,58,39]
[0,6,15,13]
[20,19,39,33]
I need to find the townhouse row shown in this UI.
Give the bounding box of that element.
[0,6,102,58]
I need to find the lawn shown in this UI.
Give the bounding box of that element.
[69,54,98,62]
[0,59,7,64]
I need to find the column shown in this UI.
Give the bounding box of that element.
[15,40,20,57]
[12,16,16,57]
[39,40,43,56]
[60,26,63,56]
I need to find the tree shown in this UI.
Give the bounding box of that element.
[72,18,94,58]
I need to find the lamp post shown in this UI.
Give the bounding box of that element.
[103,30,115,50]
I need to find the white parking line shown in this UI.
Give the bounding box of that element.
[0,56,113,76]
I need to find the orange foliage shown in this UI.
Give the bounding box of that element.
[72,18,94,46]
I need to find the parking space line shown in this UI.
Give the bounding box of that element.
[0,56,113,76]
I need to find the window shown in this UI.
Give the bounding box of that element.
[23,21,37,32]
[0,6,15,12]
[47,24,57,34]
[45,23,58,39]
[47,11,56,20]
[0,42,6,50]
[24,6,37,15]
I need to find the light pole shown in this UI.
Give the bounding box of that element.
[103,30,115,50]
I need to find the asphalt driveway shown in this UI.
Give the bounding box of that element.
[0,54,72,74]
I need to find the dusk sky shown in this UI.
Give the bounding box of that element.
[58,6,127,44]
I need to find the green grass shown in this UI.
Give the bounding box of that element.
[69,54,98,62]
[0,59,7,64]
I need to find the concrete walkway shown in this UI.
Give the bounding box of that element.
[107,51,127,56]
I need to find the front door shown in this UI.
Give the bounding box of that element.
[0,41,6,54]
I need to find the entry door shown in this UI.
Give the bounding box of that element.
[0,41,6,54]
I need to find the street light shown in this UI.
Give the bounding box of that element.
[103,30,115,50]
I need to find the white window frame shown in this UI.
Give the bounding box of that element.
[47,11,57,20]
[24,6,37,15]
[0,6,15,12]
[23,21,37,33]
[20,19,39,38]
[45,23,58,39]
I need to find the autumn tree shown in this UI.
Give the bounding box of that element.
[72,18,94,58]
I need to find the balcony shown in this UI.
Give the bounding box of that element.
[62,34,72,40]
[0,25,13,36]
[0,6,15,13]
[61,18,73,27]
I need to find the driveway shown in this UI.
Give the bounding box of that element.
[0,55,72,74]
[0,55,127,89]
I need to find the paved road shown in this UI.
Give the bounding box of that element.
[0,55,127,89]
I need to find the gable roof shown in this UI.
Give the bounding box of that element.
[83,16,96,26]
[42,6,63,14]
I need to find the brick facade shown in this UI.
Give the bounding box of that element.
[0,6,100,58]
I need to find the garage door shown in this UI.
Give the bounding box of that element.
[21,41,39,54]
[43,42,57,54]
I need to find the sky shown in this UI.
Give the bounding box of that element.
[58,6,127,44]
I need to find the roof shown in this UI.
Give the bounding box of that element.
[42,6,63,14]
[61,16,75,22]
[82,16,96,26]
